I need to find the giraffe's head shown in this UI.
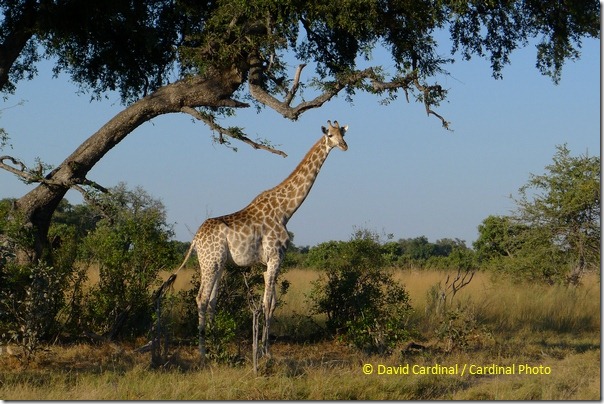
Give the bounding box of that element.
[322,120,348,151]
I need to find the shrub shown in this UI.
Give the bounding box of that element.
[0,199,81,355]
[79,184,178,339]
[0,262,65,359]
[308,231,414,353]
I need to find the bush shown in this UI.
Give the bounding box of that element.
[0,199,81,354]
[308,231,414,353]
[79,184,178,339]
[0,262,66,358]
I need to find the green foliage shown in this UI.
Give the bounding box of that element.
[474,145,600,284]
[51,199,100,240]
[281,232,309,269]
[0,262,66,359]
[0,199,35,260]
[402,236,437,261]
[430,244,477,271]
[473,215,527,262]
[386,236,477,270]
[42,0,183,102]
[2,0,598,100]
[0,198,87,353]
[308,230,413,353]
[80,184,178,339]
[0,126,8,151]
[207,263,260,362]
[515,145,600,274]
[304,230,477,272]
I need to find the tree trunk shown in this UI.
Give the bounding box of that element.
[12,67,246,264]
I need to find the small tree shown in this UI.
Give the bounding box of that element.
[308,230,413,354]
[474,145,600,284]
[81,183,178,339]
[514,145,600,283]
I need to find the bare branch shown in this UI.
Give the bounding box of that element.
[412,79,451,130]
[181,106,287,157]
[1,155,110,196]
[0,155,29,178]
[283,63,306,106]
[444,268,475,303]
[72,178,110,194]
[0,155,62,186]
[70,184,105,206]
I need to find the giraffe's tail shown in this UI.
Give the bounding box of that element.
[174,241,196,276]
[155,241,196,298]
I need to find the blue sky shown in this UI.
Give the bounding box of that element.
[0,37,599,248]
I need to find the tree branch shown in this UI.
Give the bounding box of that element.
[0,155,28,178]
[0,0,38,92]
[249,63,451,129]
[0,155,62,186]
[181,106,287,157]
[249,65,377,120]
[283,63,306,106]
[368,72,451,129]
[412,79,451,130]
[1,155,110,193]
[72,178,110,194]
[70,184,104,205]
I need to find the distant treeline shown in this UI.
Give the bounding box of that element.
[283,233,475,271]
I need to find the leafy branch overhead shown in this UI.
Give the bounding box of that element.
[0,1,599,126]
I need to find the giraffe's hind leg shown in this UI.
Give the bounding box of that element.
[195,260,224,363]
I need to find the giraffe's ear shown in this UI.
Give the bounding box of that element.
[342,125,348,134]
[321,126,328,135]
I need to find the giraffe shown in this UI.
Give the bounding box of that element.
[170,120,348,360]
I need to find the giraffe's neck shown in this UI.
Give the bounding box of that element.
[250,136,332,223]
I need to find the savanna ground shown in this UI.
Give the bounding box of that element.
[0,268,600,400]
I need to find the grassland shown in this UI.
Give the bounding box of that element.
[0,269,600,400]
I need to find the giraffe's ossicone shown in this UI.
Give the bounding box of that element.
[171,120,348,361]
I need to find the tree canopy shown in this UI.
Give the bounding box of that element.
[2,1,599,103]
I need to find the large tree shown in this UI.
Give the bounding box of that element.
[0,0,599,263]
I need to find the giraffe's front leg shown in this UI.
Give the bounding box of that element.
[261,262,279,357]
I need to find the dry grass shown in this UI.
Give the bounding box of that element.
[0,268,600,400]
